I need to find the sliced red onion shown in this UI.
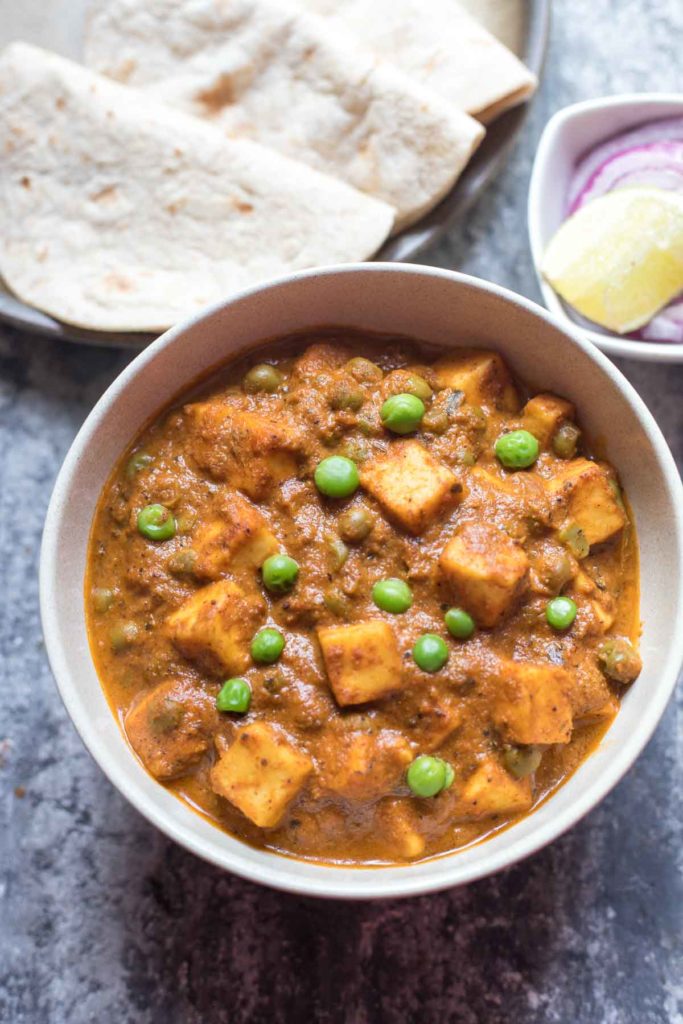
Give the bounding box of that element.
[639,296,683,344]
[570,141,683,212]
[566,115,683,345]
[568,115,683,211]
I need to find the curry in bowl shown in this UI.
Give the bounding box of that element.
[86,333,641,865]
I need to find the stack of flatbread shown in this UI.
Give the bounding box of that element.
[0,0,536,332]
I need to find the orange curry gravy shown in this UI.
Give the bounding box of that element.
[86,332,641,865]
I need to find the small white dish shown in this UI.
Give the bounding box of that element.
[40,264,683,899]
[528,94,683,364]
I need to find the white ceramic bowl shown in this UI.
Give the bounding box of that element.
[40,264,683,899]
[528,94,683,364]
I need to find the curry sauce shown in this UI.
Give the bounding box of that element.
[86,332,641,865]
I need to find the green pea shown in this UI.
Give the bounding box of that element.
[402,374,433,401]
[216,677,252,714]
[504,745,543,779]
[346,357,383,383]
[407,755,448,798]
[323,590,351,618]
[137,504,176,542]
[559,522,590,560]
[546,595,577,631]
[243,363,283,394]
[421,407,449,435]
[380,393,425,435]
[495,429,540,470]
[110,621,138,653]
[444,607,475,640]
[166,549,197,577]
[261,554,299,593]
[597,637,642,685]
[340,438,370,464]
[91,587,115,614]
[456,448,477,467]
[372,578,413,614]
[149,698,184,735]
[552,422,581,459]
[442,762,455,790]
[329,386,364,411]
[125,450,154,479]
[314,456,360,498]
[337,505,374,543]
[413,634,449,673]
[326,535,349,572]
[251,627,285,664]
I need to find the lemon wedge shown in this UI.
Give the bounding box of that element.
[542,187,683,334]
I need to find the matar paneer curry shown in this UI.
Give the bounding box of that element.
[86,332,641,865]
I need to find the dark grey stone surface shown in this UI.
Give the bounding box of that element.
[1,1,682,1021]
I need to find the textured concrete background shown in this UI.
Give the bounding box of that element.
[1,1,682,1021]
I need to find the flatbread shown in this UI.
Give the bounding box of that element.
[298,0,537,124]
[0,43,394,332]
[84,0,485,232]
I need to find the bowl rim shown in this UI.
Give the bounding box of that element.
[40,262,683,899]
[528,92,683,365]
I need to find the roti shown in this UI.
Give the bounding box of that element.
[84,0,485,232]
[0,43,394,332]
[298,0,537,123]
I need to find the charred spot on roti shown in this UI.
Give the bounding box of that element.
[196,73,240,113]
[20,176,31,189]
[103,272,133,293]
[91,184,119,205]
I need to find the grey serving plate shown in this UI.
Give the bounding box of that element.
[0,0,549,348]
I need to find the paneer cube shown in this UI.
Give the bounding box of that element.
[546,459,626,547]
[165,579,265,676]
[125,679,216,781]
[439,522,529,627]
[187,402,302,498]
[378,799,426,860]
[565,661,618,723]
[317,621,404,706]
[409,692,462,752]
[318,729,413,801]
[210,722,313,828]
[433,349,519,412]
[570,569,616,635]
[193,491,279,580]
[454,758,533,821]
[491,660,574,745]
[360,440,462,535]
[522,393,576,447]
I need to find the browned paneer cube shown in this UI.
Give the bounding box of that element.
[432,349,520,412]
[570,568,616,635]
[491,660,574,745]
[378,799,426,859]
[454,758,533,821]
[193,491,279,580]
[165,579,265,676]
[124,679,216,781]
[565,660,618,723]
[186,402,302,498]
[317,621,404,706]
[439,522,529,627]
[210,722,313,828]
[522,393,576,447]
[546,458,626,547]
[360,440,462,535]
[318,728,413,801]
